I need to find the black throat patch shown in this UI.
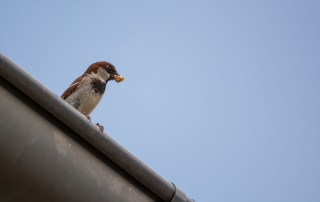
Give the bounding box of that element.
[91,78,106,95]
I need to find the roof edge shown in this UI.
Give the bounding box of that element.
[0,52,195,202]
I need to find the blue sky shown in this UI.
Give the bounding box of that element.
[1,1,319,201]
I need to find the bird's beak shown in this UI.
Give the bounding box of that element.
[113,73,125,83]
[111,72,119,79]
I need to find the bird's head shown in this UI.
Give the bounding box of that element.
[85,61,120,82]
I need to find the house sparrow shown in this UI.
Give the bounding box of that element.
[61,61,124,132]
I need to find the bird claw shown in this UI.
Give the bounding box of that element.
[96,123,104,132]
[81,113,103,132]
[82,114,91,122]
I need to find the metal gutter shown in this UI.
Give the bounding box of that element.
[0,52,194,202]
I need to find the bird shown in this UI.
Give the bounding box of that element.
[61,61,124,132]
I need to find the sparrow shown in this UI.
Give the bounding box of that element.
[61,61,124,132]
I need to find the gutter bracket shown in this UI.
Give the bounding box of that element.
[170,183,186,202]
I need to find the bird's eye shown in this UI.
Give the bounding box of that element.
[106,67,113,73]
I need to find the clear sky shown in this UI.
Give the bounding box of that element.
[1,1,319,201]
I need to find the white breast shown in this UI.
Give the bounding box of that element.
[66,76,105,115]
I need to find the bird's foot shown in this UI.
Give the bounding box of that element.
[82,113,91,122]
[96,123,104,132]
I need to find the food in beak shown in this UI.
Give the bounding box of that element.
[114,75,125,83]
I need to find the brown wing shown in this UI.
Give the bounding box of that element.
[61,76,84,100]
